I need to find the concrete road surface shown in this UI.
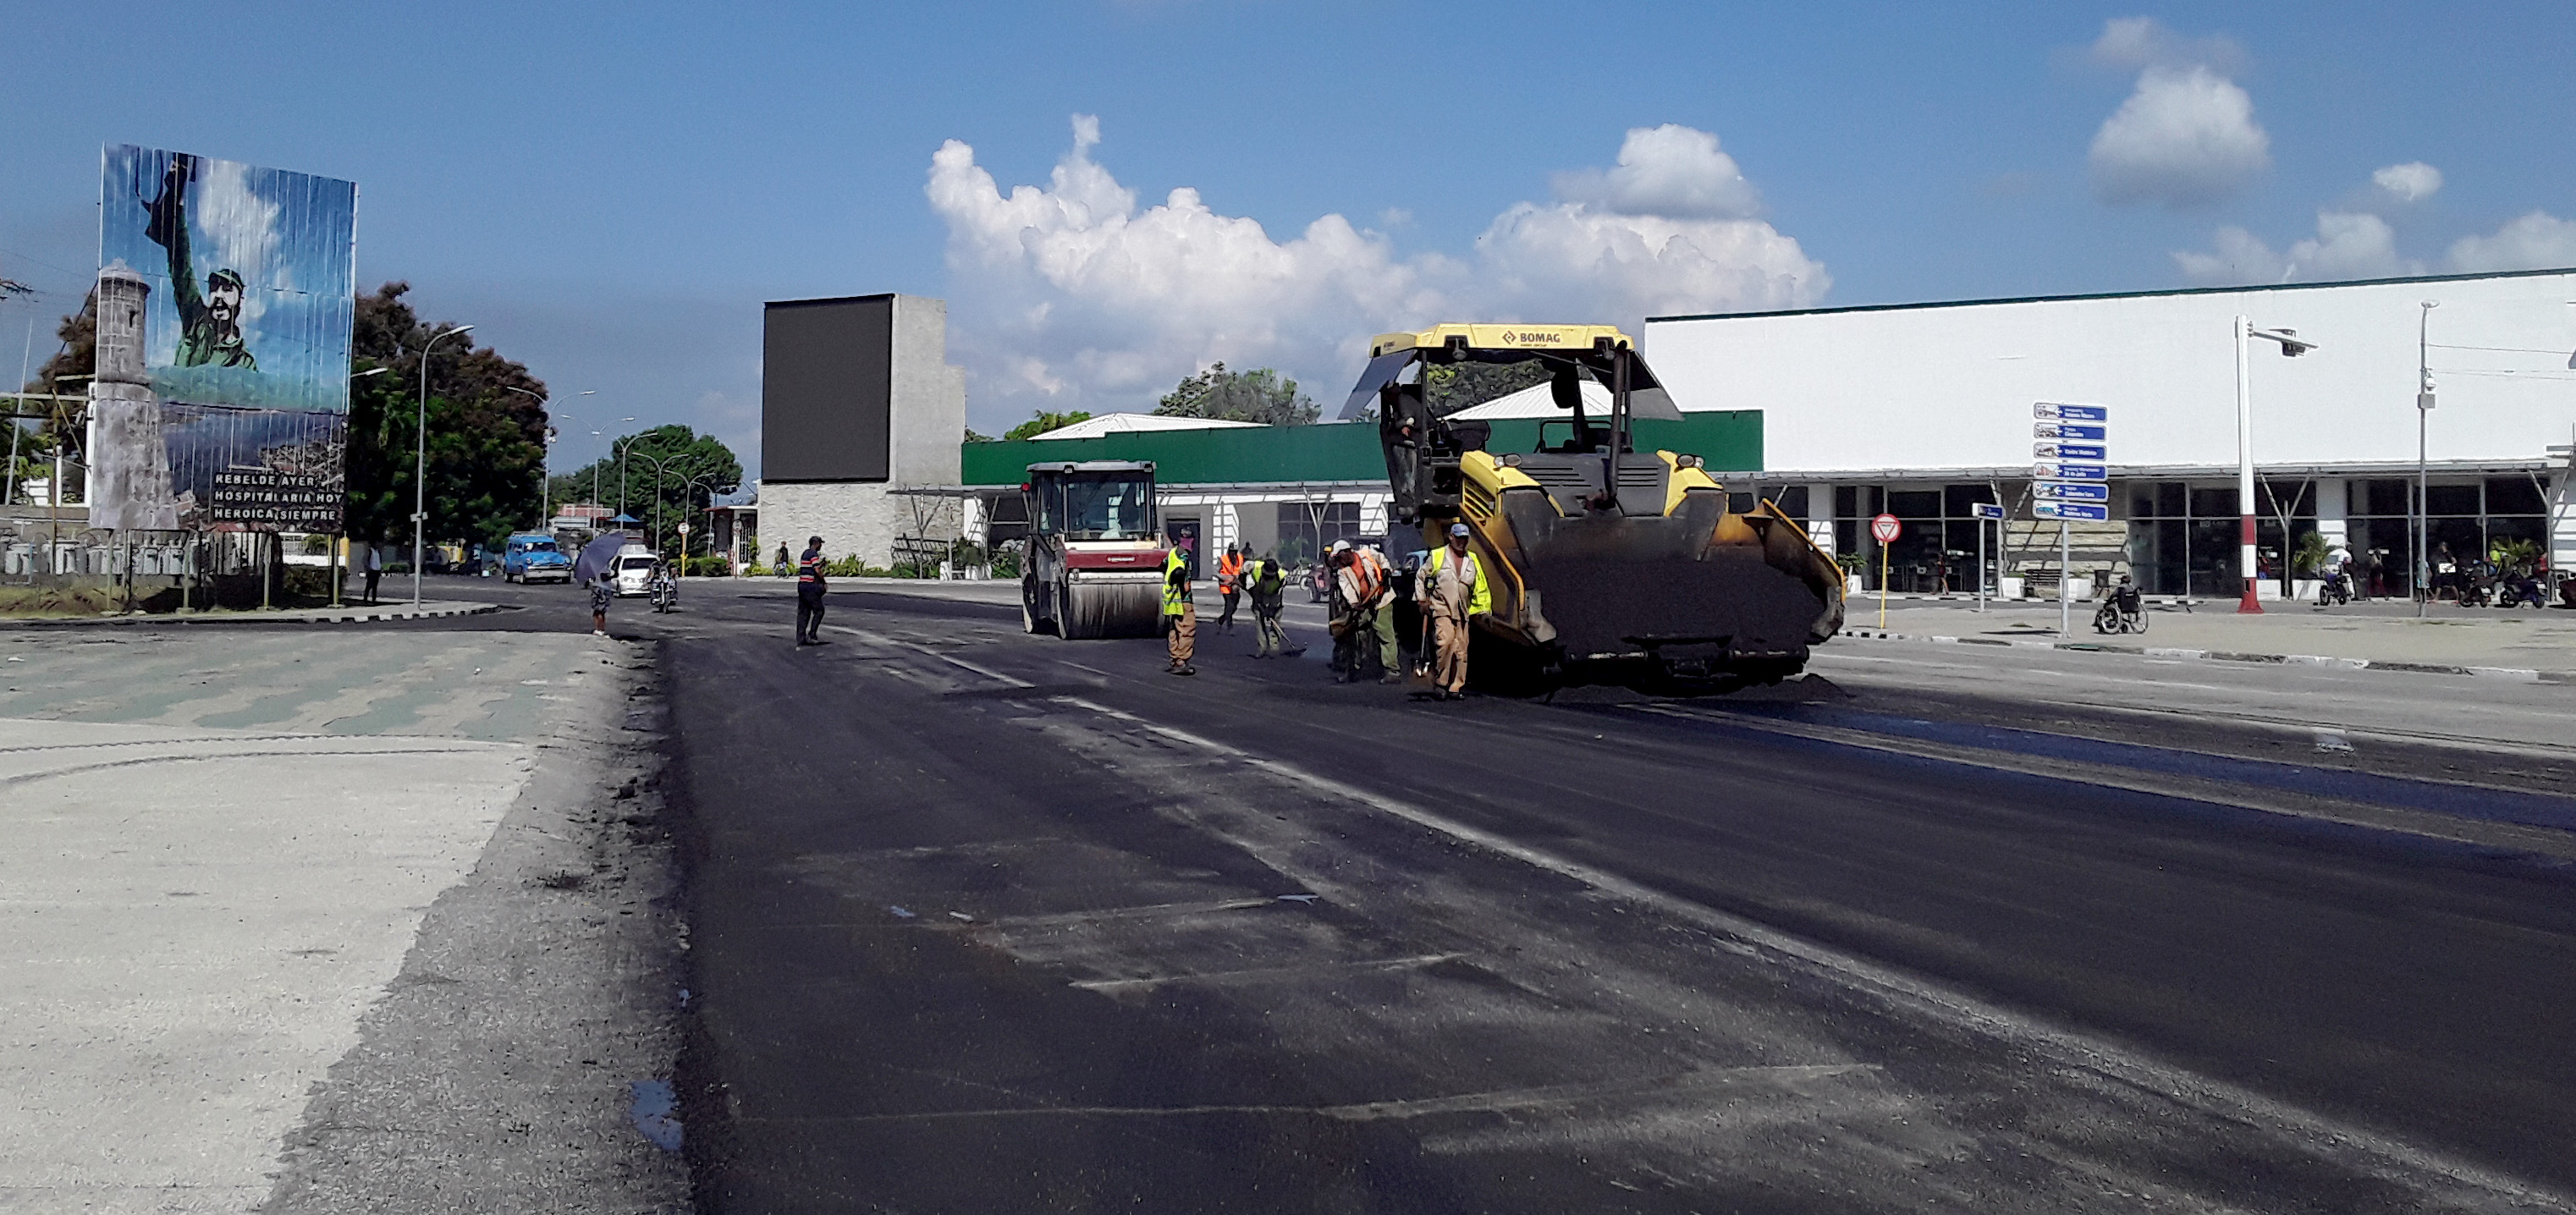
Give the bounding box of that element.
[0,625,688,1214]
[475,575,2576,1214]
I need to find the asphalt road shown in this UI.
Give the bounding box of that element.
[462,576,2576,1212]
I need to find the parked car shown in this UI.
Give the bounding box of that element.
[503,533,575,584]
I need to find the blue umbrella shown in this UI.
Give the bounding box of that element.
[575,532,630,584]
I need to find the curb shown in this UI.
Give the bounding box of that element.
[1831,626,2563,684]
[0,602,501,629]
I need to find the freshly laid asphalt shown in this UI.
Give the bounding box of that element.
[462,577,2576,1212]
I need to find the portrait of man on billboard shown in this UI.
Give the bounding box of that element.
[142,154,256,371]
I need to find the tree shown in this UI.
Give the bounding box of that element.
[1154,364,1318,426]
[14,289,96,490]
[1004,410,1091,442]
[344,283,549,550]
[964,426,997,443]
[1422,360,1550,416]
[555,425,743,556]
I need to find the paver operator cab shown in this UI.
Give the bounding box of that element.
[1345,323,1845,690]
[1019,460,1169,639]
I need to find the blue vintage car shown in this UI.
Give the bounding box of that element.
[503,533,575,584]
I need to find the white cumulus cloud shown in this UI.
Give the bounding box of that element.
[1549,124,1762,220]
[2371,162,2442,205]
[2089,65,2271,207]
[2176,212,2414,284]
[2086,16,2248,74]
[2445,211,2576,272]
[926,117,1826,426]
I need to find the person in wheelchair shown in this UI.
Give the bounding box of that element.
[2094,573,2144,634]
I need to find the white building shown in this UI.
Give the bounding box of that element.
[1646,268,2576,598]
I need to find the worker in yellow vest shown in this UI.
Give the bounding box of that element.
[1162,536,1197,676]
[1416,522,1489,700]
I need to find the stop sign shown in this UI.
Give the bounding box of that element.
[1870,513,1902,543]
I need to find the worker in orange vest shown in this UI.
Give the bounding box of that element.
[1214,543,1247,632]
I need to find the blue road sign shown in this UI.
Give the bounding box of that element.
[2034,422,2109,441]
[2034,442,2107,460]
[2033,462,2108,480]
[1971,502,2006,520]
[2034,403,2110,422]
[2034,501,2110,521]
[2036,481,2110,501]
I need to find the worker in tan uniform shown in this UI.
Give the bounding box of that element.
[1416,522,1489,701]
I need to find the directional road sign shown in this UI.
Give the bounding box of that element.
[2034,422,2108,441]
[2034,403,2110,422]
[2032,462,2107,481]
[1870,513,1902,543]
[2034,442,2106,460]
[1971,503,2006,520]
[2035,481,2110,502]
[2034,501,2109,521]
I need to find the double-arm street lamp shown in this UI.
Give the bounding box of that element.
[2231,316,2318,613]
[415,324,475,604]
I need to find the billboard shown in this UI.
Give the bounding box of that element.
[93,146,358,531]
[763,294,894,482]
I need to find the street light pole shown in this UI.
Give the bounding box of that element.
[2230,316,2317,614]
[2417,300,2438,618]
[415,324,475,605]
[504,386,548,531]
[2232,316,2260,614]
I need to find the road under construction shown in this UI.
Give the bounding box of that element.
[433,574,2576,1214]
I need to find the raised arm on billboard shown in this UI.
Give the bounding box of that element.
[143,153,255,371]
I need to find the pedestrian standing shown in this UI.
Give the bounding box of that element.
[774,543,790,573]
[795,536,829,645]
[362,545,383,605]
[1417,522,1489,700]
[1215,544,1246,632]
[1162,535,1197,675]
[589,569,613,636]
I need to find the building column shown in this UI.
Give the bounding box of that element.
[1806,482,1836,555]
[2315,478,2350,561]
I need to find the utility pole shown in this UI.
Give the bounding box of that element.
[2417,300,2437,618]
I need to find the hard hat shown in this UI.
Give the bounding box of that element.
[1329,539,1351,553]
[1449,523,1470,537]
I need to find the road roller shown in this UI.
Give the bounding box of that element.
[1018,460,1169,639]
[1343,323,1844,690]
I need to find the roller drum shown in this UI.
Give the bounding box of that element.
[1060,577,1161,640]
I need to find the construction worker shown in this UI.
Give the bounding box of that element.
[1247,553,1298,657]
[1214,543,1247,631]
[1331,542,1393,683]
[1162,535,1197,676]
[1417,522,1489,700]
[1355,541,1400,682]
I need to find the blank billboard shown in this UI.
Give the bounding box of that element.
[763,295,893,482]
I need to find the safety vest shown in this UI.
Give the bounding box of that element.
[1421,544,1490,617]
[1216,552,1245,591]
[1162,548,1192,615]
[1347,547,1388,604]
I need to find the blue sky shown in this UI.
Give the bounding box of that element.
[4,1,2571,480]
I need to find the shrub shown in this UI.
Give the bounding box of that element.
[685,554,731,577]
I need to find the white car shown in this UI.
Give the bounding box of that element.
[614,547,659,597]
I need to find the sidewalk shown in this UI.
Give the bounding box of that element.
[0,628,687,1212]
[0,600,497,627]
[1849,600,2576,679]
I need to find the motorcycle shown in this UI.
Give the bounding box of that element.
[2315,569,2351,607]
[2496,574,2547,609]
[1306,562,1331,603]
[648,570,678,613]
